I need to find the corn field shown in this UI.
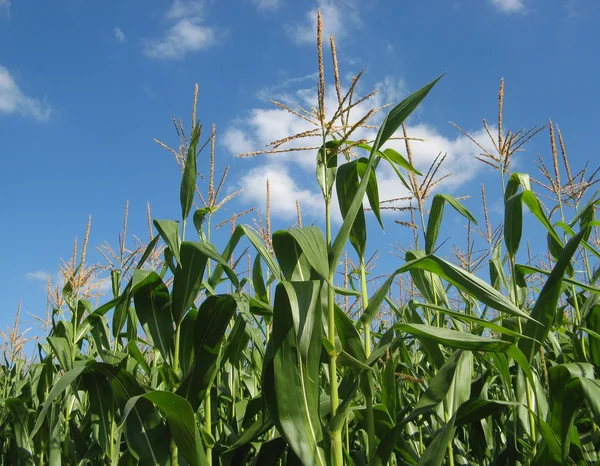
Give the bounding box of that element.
[1,13,599,466]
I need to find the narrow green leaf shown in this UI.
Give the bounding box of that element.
[32,362,92,437]
[519,230,585,362]
[181,123,201,222]
[330,75,442,275]
[426,194,477,255]
[252,255,269,302]
[418,415,456,466]
[504,192,523,257]
[397,324,534,385]
[374,75,444,152]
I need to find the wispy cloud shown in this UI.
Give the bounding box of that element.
[288,0,361,44]
[489,0,526,14]
[0,66,51,121]
[25,269,112,295]
[0,0,10,15]
[247,0,282,11]
[25,271,51,282]
[144,0,218,59]
[114,27,125,42]
[224,76,493,223]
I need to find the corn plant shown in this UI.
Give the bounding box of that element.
[1,11,599,466]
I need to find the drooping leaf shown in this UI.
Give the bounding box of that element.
[272,227,329,282]
[153,219,181,265]
[123,391,208,466]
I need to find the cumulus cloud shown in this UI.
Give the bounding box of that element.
[489,0,525,13]
[224,75,495,224]
[288,0,361,44]
[238,164,327,219]
[144,0,217,59]
[0,66,51,121]
[114,27,125,42]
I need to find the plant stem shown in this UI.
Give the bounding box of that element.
[326,197,343,466]
[360,260,376,459]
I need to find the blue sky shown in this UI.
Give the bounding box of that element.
[1,0,598,341]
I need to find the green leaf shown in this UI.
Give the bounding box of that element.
[47,336,73,372]
[268,281,327,465]
[172,242,209,324]
[82,371,114,457]
[239,225,282,280]
[330,75,442,275]
[137,235,160,269]
[273,226,329,282]
[153,219,181,265]
[504,193,523,258]
[336,159,368,259]
[407,350,465,423]
[397,324,534,385]
[104,366,170,465]
[177,295,237,410]
[181,123,201,223]
[123,391,208,466]
[356,157,384,230]
[362,253,530,326]
[179,307,198,377]
[252,255,269,302]
[32,362,92,437]
[418,415,456,466]
[516,263,600,295]
[373,75,444,153]
[5,398,34,464]
[131,270,174,363]
[426,194,477,255]
[454,399,515,427]
[519,230,585,362]
[382,147,421,175]
[316,140,339,201]
[112,280,132,340]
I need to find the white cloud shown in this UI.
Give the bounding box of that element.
[114,27,125,42]
[25,271,51,282]
[489,0,525,13]
[247,0,281,10]
[144,1,217,59]
[225,75,496,224]
[0,0,9,14]
[289,0,361,44]
[26,269,112,296]
[238,164,327,220]
[0,66,51,121]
